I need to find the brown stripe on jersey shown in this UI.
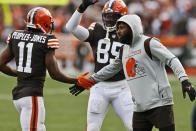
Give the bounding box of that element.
[30,96,38,131]
[144,37,153,59]
[119,45,124,60]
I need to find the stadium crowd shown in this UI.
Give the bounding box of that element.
[0,0,196,71]
[0,0,196,44]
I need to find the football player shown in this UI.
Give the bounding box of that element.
[78,14,196,131]
[0,7,94,131]
[66,0,133,131]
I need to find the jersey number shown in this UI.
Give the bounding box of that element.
[17,42,34,73]
[97,40,122,63]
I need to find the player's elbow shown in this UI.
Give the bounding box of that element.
[49,72,58,80]
[65,23,74,33]
[50,74,60,81]
[48,70,62,82]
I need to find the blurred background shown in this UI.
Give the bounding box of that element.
[0,0,196,74]
[0,0,196,131]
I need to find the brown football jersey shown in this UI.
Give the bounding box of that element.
[86,23,125,81]
[7,30,59,100]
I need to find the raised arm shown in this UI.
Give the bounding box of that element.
[66,0,97,41]
[0,45,17,77]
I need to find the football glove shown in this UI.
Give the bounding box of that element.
[78,0,98,13]
[182,80,196,101]
[77,72,96,90]
[69,84,85,96]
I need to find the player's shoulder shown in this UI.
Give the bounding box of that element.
[45,34,57,39]
[147,36,165,49]
[6,30,25,44]
[31,33,59,49]
[10,30,25,36]
[13,30,25,33]
[46,34,60,49]
[88,22,103,31]
[143,36,161,45]
[151,37,160,43]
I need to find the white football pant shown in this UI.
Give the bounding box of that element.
[87,80,133,131]
[13,96,46,131]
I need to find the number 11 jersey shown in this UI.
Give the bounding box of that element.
[7,30,59,100]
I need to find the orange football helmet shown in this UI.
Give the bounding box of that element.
[26,7,54,34]
[102,0,128,31]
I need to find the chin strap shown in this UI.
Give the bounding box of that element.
[103,27,110,44]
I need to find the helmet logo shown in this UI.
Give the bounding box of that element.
[26,7,53,34]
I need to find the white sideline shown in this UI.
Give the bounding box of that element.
[0,88,88,100]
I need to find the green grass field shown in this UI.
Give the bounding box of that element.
[0,74,195,131]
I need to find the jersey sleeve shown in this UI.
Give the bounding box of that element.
[86,22,97,43]
[6,34,11,44]
[88,22,96,31]
[150,37,175,64]
[47,35,60,49]
[150,37,188,81]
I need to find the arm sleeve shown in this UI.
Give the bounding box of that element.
[90,57,123,82]
[65,10,89,41]
[150,38,188,81]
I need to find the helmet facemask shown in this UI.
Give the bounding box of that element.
[102,0,128,43]
[102,11,121,32]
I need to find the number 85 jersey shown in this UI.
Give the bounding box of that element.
[7,30,59,99]
[86,23,125,81]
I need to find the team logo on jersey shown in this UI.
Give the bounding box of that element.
[126,58,146,80]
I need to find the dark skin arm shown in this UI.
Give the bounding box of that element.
[0,45,17,77]
[45,50,78,84]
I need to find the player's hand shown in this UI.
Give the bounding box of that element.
[69,84,85,96]
[181,80,196,101]
[78,0,98,13]
[77,72,96,90]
